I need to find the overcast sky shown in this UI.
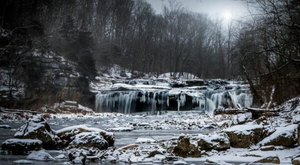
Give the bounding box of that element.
[145,0,249,20]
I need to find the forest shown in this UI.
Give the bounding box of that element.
[1,0,299,109]
[0,0,300,164]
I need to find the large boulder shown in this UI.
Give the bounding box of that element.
[69,132,109,150]
[173,136,201,158]
[14,116,60,149]
[258,124,298,147]
[2,138,42,154]
[197,133,230,151]
[26,150,55,161]
[56,125,114,148]
[224,124,271,148]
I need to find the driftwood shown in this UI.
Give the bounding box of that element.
[214,108,279,119]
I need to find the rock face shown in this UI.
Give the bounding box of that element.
[56,124,114,148]
[224,124,271,148]
[173,136,201,158]
[197,133,230,151]
[1,139,42,154]
[258,124,298,147]
[254,156,280,164]
[69,132,109,150]
[14,116,60,149]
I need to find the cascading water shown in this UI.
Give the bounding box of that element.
[95,80,253,114]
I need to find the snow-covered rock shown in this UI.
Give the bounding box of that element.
[258,124,298,147]
[173,160,188,165]
[26,150,55,161]
[224,124,271,148]
[2,138,42,154]
[197,133,230,151]
[13,160,33,164]
[14,115,59,149]
[56,124,114,147]
[69,132,109,150]
[173,136,201,158]
[136,137,156,144]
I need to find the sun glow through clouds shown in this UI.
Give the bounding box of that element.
[222,10,232,22]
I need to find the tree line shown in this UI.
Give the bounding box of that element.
[0,0,299,107]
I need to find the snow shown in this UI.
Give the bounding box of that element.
[258,124,298,146]
[107,127,133,132]
[13,160,33,164]
[26,150,55,161]
[136,137,156,143]
[292,114,300,124]
[55,124,107,134]
[0,124,11,129]
[224,124,264,135]
[173,160,188,164]
[3,138,42,145]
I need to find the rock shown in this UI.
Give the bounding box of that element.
[2,138,42,154]
[224,124,271,148]
[197,133,230,151]
[292,157,300,165]
[14,116,60,149]
[258,124,297,147]
[260,145,275,151]
[254,156,280,164]
[173,136,201,158]
[0,124,11,129]
[69,132,109,150]
[26,150,55,161]
[298,124,300,146]
[56,124,114,147]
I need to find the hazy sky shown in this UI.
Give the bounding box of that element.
[145,0,249,20]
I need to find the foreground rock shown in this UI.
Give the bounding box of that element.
[69,132,109,150]
[2,139,42,154]
[224,124,271,148]
[26,150,55,161]
[197,133,230,151]
[56,124,114,149]
[14,116,60,149]
[173,136,201,157]
[258,124,298,147]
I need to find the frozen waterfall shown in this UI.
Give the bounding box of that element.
[95,80,253,114]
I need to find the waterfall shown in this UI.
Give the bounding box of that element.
[95,80,253,114]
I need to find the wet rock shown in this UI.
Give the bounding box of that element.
[2,138,42,154]
[173,136,201,158]
[69,132,109,150]
[258,124,297,147]
[292,156,300,165]
[224,124,271,148]
[14,116,60,149]
[56,125,114,147]
[254,156,280,164]
[197,133,230,151]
